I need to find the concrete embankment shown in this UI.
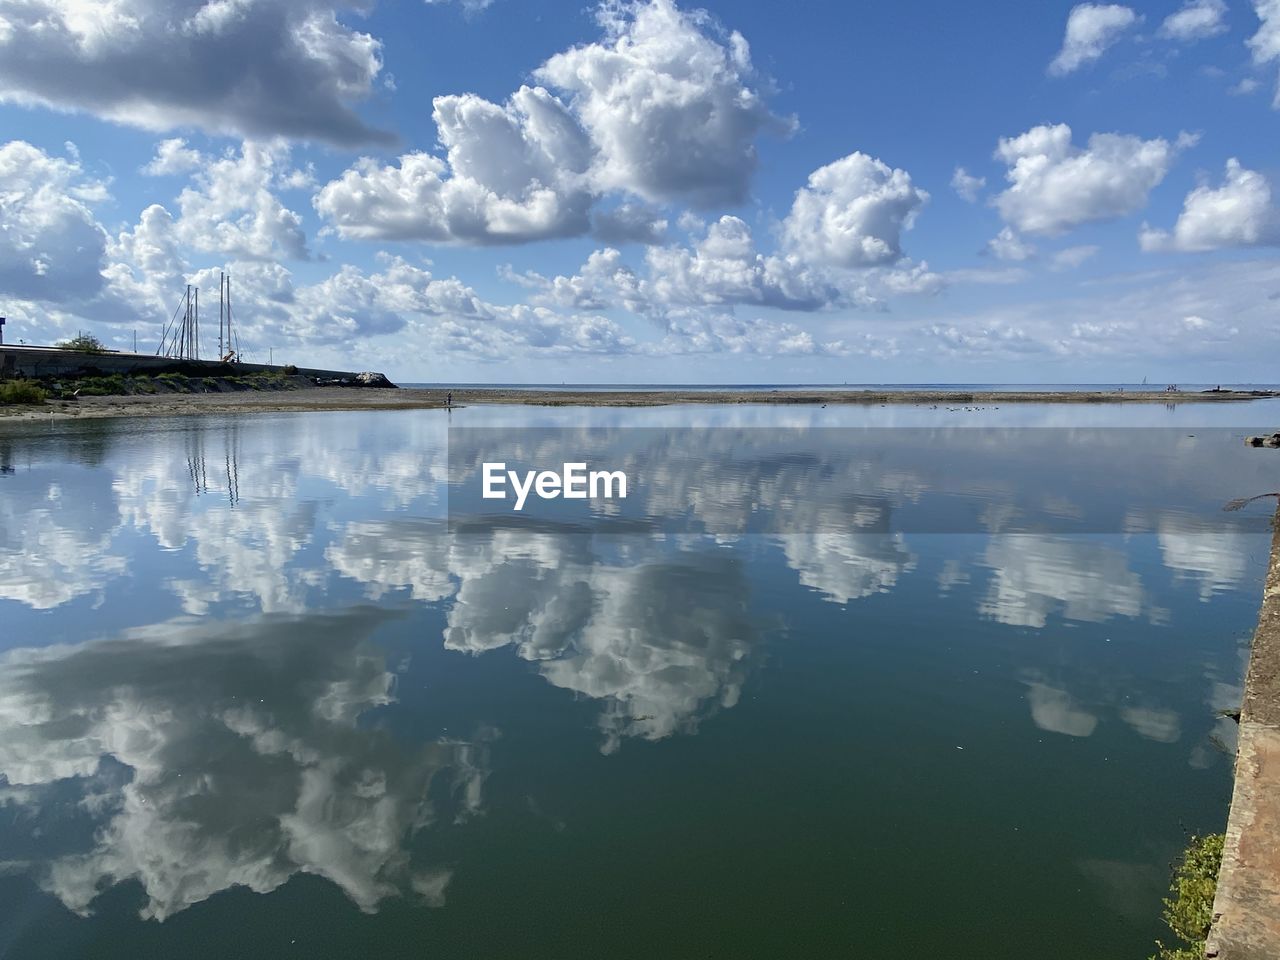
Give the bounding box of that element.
[1206,508,1280,959]
[0,344,361,381]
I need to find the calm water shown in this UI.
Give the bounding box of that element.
[1,401,1278,959]
[403,382,1280,392]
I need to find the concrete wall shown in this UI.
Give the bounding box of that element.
[0,345,361,382]
[1205,508,1280,960]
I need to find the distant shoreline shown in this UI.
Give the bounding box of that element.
[2,385,1277,422]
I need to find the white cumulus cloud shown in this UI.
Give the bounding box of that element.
[1159,0,1228,42]
[0,0,389,144]
[172,141,311,261]
[988,227,1036,262]
[951,166,986,203]
[645,215,847,311]
[314,85,593,245]
[1140,159,1280,251]
[141,138,204,177]
[535,0,792,207]
[781,152,929,268]
[316,0,790,245]
[1049,3,1138,75]
[1248,0,1280,107]
[0,140,108,303]
[992,123,1190,235]
[507,198,941,324]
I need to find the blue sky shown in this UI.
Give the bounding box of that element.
[1,0,1278,382]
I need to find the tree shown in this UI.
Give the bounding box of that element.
[57,332,107,354]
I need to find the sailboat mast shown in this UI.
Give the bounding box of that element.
[227,273,234,358]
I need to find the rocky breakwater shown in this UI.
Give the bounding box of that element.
[312,371,397,388]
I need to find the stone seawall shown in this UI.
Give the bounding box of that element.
[1205,508,1280,959]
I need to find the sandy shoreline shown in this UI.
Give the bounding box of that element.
[0,385,1274,422]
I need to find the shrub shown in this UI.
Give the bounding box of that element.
[1151,833,1225,960]
[0,380,47,405]
[70,375,128,397]
[57,333,107,354]
[283,364,299,375]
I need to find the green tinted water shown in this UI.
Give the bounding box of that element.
[0,404,1274,958]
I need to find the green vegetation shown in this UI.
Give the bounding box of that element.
[0,379,48,405]
[56,332,107,354]
[1151,833,1225,960]
[283,364,299,375]
[44,373,179,398]
[71,373,128,396]
[156,372,192,393]
[225,371,295,391]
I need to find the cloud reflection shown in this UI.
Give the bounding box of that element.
[0,419,1267,621]
[0,608,486,920]
[0,467,126,609]
[779,532,915,603]
[979,536,1144,627]
[329,522,759,754]
[1156,523,1253,602]
[1023,679,1100,737]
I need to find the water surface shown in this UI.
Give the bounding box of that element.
[0,402,1276,959]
